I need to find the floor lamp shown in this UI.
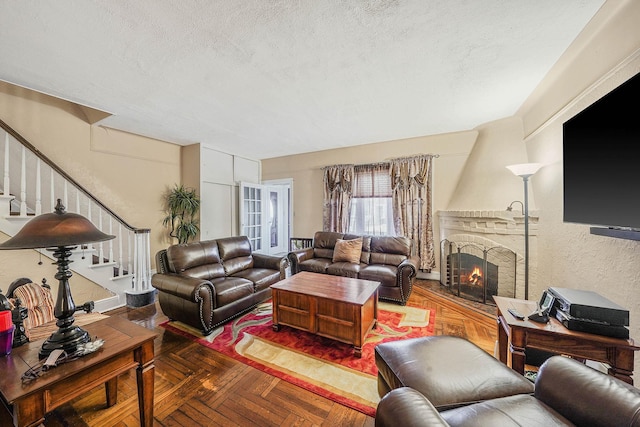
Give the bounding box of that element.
[506,163,543,300]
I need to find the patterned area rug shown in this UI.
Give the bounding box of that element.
[160,300,435,417]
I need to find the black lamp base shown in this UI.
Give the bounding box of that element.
[39,324,90,359]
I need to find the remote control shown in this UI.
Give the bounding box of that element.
[508,308,525,320]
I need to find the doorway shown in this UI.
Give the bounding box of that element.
[240,180,291,256]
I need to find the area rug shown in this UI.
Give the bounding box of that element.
[160,300,435,417]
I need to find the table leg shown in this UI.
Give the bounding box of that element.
[135,341,155,427]
[509,327,526,375]
[497,316,508,364]
[105,377,118,407]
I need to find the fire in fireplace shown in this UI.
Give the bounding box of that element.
[440,240,516,304]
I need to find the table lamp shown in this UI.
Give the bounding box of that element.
[0,199,114,358]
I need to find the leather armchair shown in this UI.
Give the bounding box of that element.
[376,355,640,427]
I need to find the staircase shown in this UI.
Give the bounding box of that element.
[0,119,153,312]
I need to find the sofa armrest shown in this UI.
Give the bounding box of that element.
[287,247,314,274]
[151,273,216,303]
[398,255,419,278]
[535,356,640,427]
[376,387,449,427]
[253,253,289,279]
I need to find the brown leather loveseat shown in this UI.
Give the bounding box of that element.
[287,231,419,305]
[152,236,287,335]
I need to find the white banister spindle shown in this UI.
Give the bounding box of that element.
[127,231,133,277]
[3,133,9,195]
[20,146,26,215]
[118,223,123,276]
[98,207,104,264]
[35,159,42,215]
[132,230,152,292]
[108,217,114,263]
[75,191,80,214]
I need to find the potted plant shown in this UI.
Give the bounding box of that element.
[162,184,200,244]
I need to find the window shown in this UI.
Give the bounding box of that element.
[348,164,395,236]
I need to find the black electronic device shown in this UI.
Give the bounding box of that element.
[508,308,525,320]
[562,71,640,241]
[555,308,629,339]
[548,287,629,326]
[527,290,555,323]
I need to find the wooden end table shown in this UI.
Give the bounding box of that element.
[271,271,379,357]
[494,296,640,384]
[0,316,157,427]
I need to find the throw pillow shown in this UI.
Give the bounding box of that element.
[12,282,55,336]
[332,237,363,264]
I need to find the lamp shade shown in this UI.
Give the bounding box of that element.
[505,163,543,178]
[0,199,114,250]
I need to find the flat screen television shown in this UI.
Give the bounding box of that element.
[563,71,640,240]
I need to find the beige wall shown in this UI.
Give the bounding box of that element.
[0,82,181,302]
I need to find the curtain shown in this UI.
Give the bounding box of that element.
[348,163,394,236]
[322,164,354,232]
[390,155,436,272]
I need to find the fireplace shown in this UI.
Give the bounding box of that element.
[438,210,537,302]
[440,239,516,304]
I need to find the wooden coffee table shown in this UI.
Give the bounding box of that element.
[271,271,380,357]
[0,316,157,427]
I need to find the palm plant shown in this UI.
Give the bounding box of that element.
[162,184,200,244]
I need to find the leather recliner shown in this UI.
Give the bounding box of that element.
[376,355,640,427]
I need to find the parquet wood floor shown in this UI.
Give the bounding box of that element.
[40,280,497,426]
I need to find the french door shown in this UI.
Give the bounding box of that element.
[240,181,290,255]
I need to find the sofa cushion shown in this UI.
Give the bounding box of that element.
[312,231,343,260]
[233,268,281,292]
[332,237,363,263]
[327,262,361,278]
[211,277,254,307]
[440,394,572,426]
[167,240,226,280]
[299,258,333,274]
[370,236,411,266]
[218,236,255,276]
[344,234,372,264]
[359,264,397,287]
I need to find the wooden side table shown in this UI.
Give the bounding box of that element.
[494,296,640,384]
[0,316,157,427]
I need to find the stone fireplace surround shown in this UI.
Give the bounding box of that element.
[438,210,538,302]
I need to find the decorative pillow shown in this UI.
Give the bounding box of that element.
[12,282,55,335]
[332,238,363,264]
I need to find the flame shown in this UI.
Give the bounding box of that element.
[467,266,483,286]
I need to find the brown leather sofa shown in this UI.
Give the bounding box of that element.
[287,231,419,305]
[376,354,640,426]
[152,236,287,335]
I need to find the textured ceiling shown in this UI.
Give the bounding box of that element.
[0,1,604,160]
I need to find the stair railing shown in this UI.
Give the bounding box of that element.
[0,118,152,298]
